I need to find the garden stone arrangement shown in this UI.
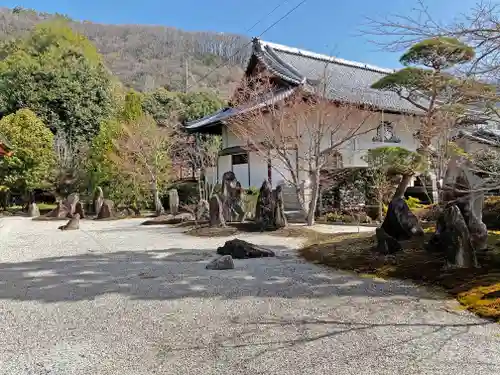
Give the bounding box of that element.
[43,193,85,219]
[254,180,287,231]
[427,195,488,269]
[375,197,424,254]
[426,156,489,268]
[206,238,276,271]
[207,171,244,227]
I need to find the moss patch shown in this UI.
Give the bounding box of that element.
[299,231,500,320]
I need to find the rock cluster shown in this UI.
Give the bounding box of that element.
[255,180,287,231]
[45,193,85,219]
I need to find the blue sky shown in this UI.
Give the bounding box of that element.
[2,0,480,68]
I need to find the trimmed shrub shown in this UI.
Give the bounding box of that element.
[483,196,500,230]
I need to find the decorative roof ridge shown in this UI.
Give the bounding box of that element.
[252,38,305,85]
[253,38,396,75]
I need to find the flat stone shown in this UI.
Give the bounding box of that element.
[206,255,234,270]
[216,238,276,259]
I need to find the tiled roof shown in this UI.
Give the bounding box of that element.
[458,127,500,147]
[184,86,296,131]
[255,39,424,115]
[185,38,424,132]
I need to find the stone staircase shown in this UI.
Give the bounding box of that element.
[281,183,310,223]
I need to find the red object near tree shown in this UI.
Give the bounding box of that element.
[0,134,13,157]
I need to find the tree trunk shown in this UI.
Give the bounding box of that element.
[152,180,164,216]
[392,174,412,200]
[378,201,384,222]
[306,172,320,227]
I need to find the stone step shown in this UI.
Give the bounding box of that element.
[285,210,306,223]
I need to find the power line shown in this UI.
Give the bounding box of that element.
[256,0,307,39]
[187,0,308,91]
[246,0,290,33]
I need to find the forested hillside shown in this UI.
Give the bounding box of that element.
[0,7,251,98]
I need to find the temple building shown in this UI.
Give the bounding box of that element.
[185,38,436,207]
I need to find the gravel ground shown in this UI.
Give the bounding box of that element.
[0,217,499,375]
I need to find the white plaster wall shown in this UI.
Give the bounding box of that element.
[233,163,249,187]
[318,110,421,167]
[221,107,423,183]
[218,155,231,182]
[248,151,295,188]
[204,166,217,185]
[248,152,267,188]
[225,128,245,147]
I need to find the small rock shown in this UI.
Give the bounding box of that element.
[206,255,234,270]
[58,213,80,231]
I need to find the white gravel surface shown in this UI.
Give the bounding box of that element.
[0,216,499,375]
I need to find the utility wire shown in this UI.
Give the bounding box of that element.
[187,0,308,91]
[247,0,290,33]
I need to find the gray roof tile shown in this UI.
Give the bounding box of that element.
[256,39,424,114]
[184,86,296,130]
[185,39,425,131]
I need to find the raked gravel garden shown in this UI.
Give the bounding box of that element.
[1,216,500,375]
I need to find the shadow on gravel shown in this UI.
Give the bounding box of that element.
[0,245,435,303]
[165,316,493,356]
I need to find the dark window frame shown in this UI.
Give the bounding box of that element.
[231,153,248,165]
[372,121,401,143]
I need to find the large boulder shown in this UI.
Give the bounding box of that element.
[93,187,104,215]
[209,195,225,227]
[206,255,235,270]
[74,201,85,219]
[216,238,275,259]
[427,204,479,268]
[220,171,237,221]
[375,227,402,254]
[65,193,79,214]
[44,193,83,219]
[255,180,274,231]
[375,197,423,254]
[169,189,179,215]
[96,199,115,219]
[455,196,488,253]
[272,185,287,228]
[382,197,424,241]
[27,202,40,218]
[45,201,71,218]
